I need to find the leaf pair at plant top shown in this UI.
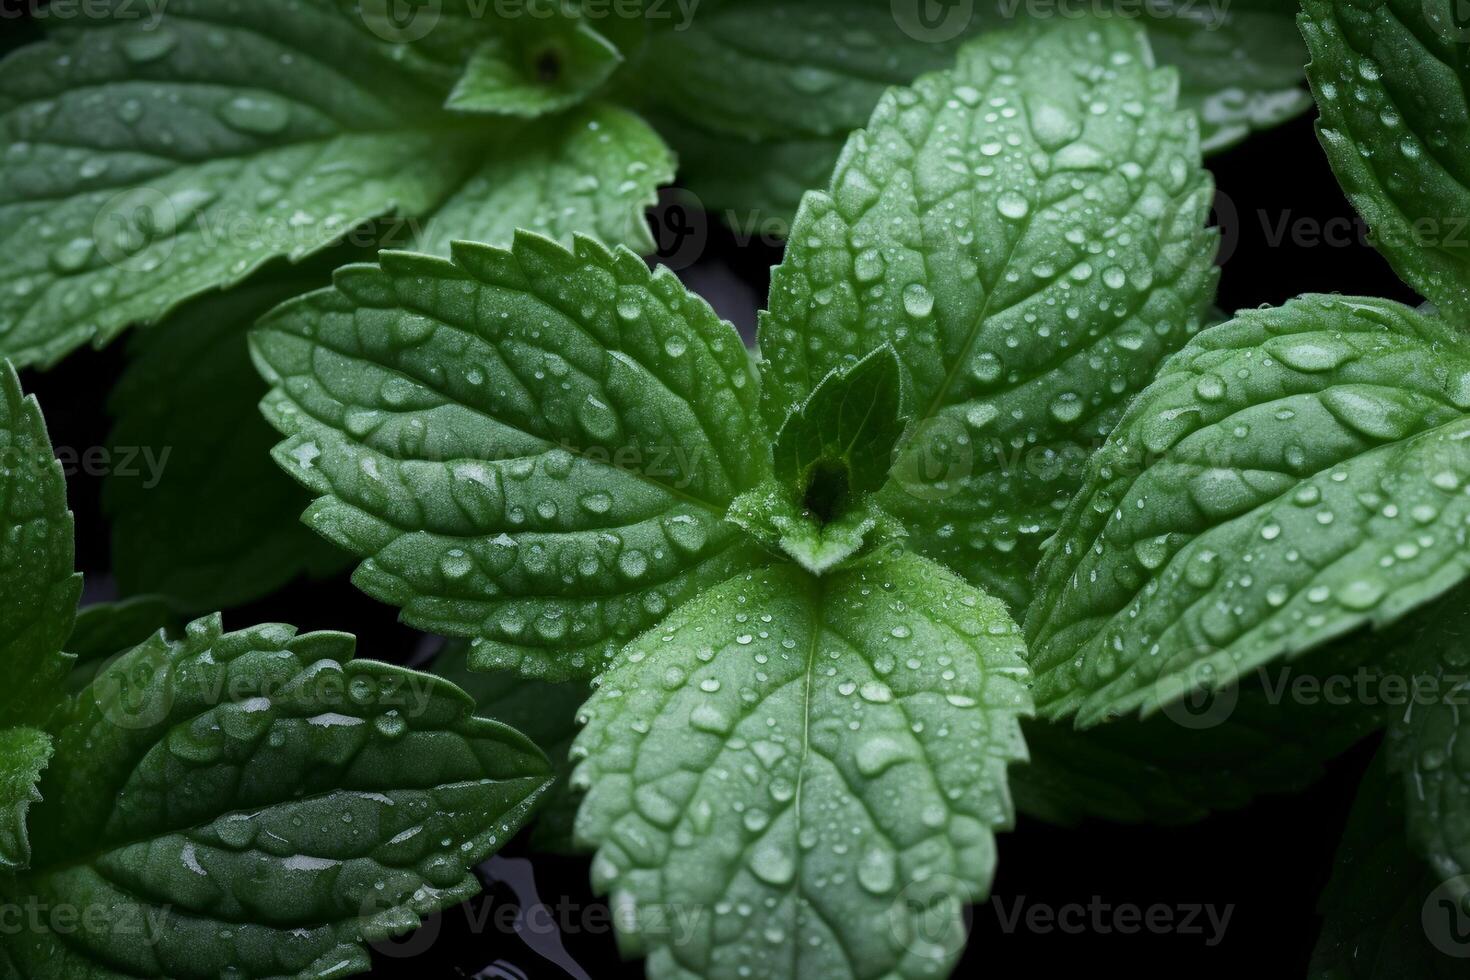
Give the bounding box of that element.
[0,0,673,368]
[252,16,1219,978]
[0,362,556,978]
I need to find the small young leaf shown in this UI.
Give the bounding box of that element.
[773,344,909,500]
[0,362,80,727]
[447,14,623,116]
[107,280,346,613]
[0,726,51,870]
[4,615,553,979]
[1301,0,1470,323]
[1028,296,1470,727]
[252,234,770,679]
[1311,757,1464,978]
[66,596,178,665]
[758,17,1218,609]
[573,553,1030,980]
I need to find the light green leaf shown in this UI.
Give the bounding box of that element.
[0,1,673,367]
[447,16,623,116]
[573,552,1031,980]
[1028,295,1470,727]
[0,362,80,727]
[0,726,51,870]
[415,103,674,258]
[1311,756,1464,978]
[757,17,1217,609]
[3,614,553,980]
[251,233,770,680]
[107,279,346,613]
[726,482,900,576]
[1384,581,1470,902]
[1301,0,1470,324]
[632,0,1305,228]
[432,637,587,852]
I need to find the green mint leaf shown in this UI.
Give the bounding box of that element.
[251,234,770,679]
[758,17,1217,609]
[0,362,80,727]
[67,596,178,665]
[107,280,346,613]
[1147,0,1311,154]
[1311,756,1463,978]
[773,344,910,500]
[1028,295,1470,727]
[0,1,487,367]
[634,1,1304,227]
[0,726,51,870]
[1301,0,1470,323]
[0,2,673,367]
[447,14,624,117]
[1384,582,1470,901]
[573,553,1030,980]
[726,481,901,576]
[415,103,674,258]
[1015,630,1383,825]
[432,637,587,852]
[5,614,552,979]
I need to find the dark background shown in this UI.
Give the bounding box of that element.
[2,11,1427,978]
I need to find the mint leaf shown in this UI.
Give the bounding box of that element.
[0,362,80,726]
[447,13,624,116]
[1384,582,1470,900]
[1301,0,1470,323]
[1312,756,1464,978]
[252,234,770,679]
[0,726,51,871]
[758,18,1217,608]
[773,344,909,500]
[1028,295,1470,727]
[1146,0,1311,154]
[725,345,910,575]
[573,553,1030,980]
[107,279,346,613]
[415,103,674,258]
[633,0,1305,226]
[3,614,552,979]
[1015,630,1383,825]
[0,1,484,367]
[67,596,178,665]
[433,637,587,852]
[0,2,673,367]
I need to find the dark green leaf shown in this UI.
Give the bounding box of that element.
[1301,0,1470,324]
[4,615,553,979]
